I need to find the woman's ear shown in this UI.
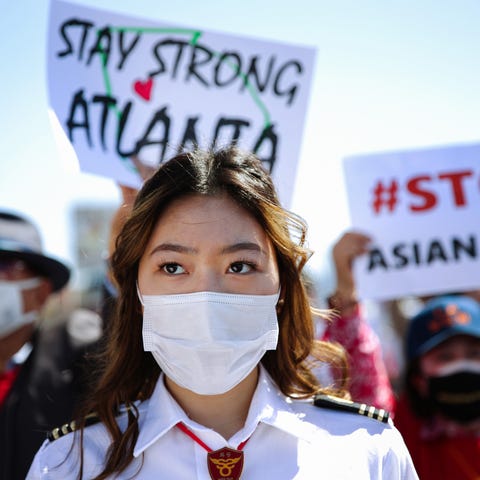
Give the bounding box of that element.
[276,297,285,314]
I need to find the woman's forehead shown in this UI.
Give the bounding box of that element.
[155,194,257,227]
[147,194,271,248]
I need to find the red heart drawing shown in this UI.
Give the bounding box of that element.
[133,77,153,101]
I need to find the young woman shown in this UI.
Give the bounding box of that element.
[27,148,417,479]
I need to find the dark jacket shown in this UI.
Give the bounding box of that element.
[0,322,100,480]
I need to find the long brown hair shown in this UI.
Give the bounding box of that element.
[77,147,348,479]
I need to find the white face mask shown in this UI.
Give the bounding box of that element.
[0,278,41,338]
[139,290,280,395]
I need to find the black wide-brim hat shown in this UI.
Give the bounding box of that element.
[0,212,70,292]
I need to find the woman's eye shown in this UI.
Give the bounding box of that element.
[229,262,254,274]
[161,263,185,275]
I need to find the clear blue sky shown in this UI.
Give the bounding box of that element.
[1,0,480,293]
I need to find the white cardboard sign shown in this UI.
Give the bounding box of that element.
[343,143,480,301]
[47,0,317,206]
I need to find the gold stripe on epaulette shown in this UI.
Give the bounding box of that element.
[313,394,390,423]
[47,414,99,442]
[377,409,387,422]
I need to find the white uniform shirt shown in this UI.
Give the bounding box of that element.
[27,367,418,479]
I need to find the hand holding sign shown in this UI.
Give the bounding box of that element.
[343,142,480,301]
[329,231,372,316]
[108,154,156,262]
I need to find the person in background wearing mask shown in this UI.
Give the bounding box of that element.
[394,295,480,479]
[327,229,480,479]
[27,148,417,479]
[0,211,102,480]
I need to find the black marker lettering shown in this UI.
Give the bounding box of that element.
[187,44,214,87]
[427,240,448,264]
[242,55,275,94]
[66,89,91,147]
[178,116,200,152]
[453,235,476,260]
[87,26,112,67]
[92,95,116,150]
[392,244,409,268]
[116,101,136,158]
[117,31,141,70]
[149,39,189,79]
[214,52,242,87]
[368,248,388,271]
[413,243,421,265]
[135,106,171,163]
[252,124,278,173]
[212,117,250,149]
[57,19,94,60]
[273,60,302,106]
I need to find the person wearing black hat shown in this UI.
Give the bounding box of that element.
[0,211,102,480]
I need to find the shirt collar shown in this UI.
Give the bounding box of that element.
[242,366,320,443]
[133,366,318,457]
[133,374,188,457]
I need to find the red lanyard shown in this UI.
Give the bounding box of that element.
[0,366,20,408]
[176,422,249,480]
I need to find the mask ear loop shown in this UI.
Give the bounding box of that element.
[136,281,145,307]
[276,298,285,312]
[276,286,284,314]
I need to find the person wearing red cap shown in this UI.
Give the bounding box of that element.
[0,211,102,480]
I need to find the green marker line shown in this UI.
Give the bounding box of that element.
[100,51,112,97]
[101,25,272,125]
[190,31,202,45]
[109,26,201,37]
[95,25,273,167]
[97,40,132,168]
[216,54,271,127]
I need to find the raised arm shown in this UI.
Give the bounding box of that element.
[323,231,395,411]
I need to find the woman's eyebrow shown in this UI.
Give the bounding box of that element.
[149,241,266,256]
[220,242,266,255]
[149,243,198,256]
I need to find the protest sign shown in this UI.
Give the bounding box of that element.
[343,142,480,301]
[47,0,317,206]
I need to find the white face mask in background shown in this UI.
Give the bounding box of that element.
[0,278,41,338]
[139,289,280,395]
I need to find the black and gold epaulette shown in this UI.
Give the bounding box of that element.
[47,413,100,441]
[313,394,390,423]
